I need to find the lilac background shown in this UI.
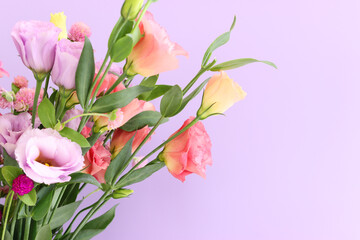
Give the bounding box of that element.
[1,0,360,239]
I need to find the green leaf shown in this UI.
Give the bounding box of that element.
[105,136,134,185]
[35,225,52,240]
[138,75,159,100]
[210,58,278,71]
[90,85,152,113]
[59,127,90,148]
[38,98,56,128]
[116,160,165,188]
[32,187,54,221]
[75,205,118,240]
[69,172,102,188]
[18,189,37,206]
[177,78,210,114]
[11,83,19,94]
[49,90,58,104]
[109,35,133,62]
[202,16,237,67]
[50,201,82,230]
[0,228,13,240]
[120,111,168,132]
[160,85,183,117]
[2,150,18,167]
[108,18,134,49]
[76,37,95,109]
[143,85,172,101]
[1,166,23,186]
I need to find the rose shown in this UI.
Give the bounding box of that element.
[14,129,84,184]
[110,127,151,158]
[0,112,32,157]
[197,71,247,119]
[126,11,188,77]
[51,39,84,89]
[83,141,111,183]
[11,21,61,74]
[159,116,212,182]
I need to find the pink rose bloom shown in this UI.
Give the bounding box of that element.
[159,116,212,182]
[51,39,84,89]
[13,76,28,89]
[127,11,188,77]
[14,129,84,184]
[83,141,111,183]
[110,127,151,158]
[68,22,92,42]
[14,88,43,112]
[62,108,83,130]
[0,61,9,78]
[0,112,32,157]
[11,21,61,74]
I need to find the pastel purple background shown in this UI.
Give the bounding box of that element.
[1,0,359,239]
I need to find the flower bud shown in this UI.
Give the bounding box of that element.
[50,12,67,40]
[112,188,134,199]
[197,71,247,119]
[121,0,144,20]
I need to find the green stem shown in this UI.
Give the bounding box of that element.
[2,191,14,240]
[104,71,127,95]
[83,188,100,200]
[23,206,31,240]
[62,113,109,126]
[69,191,111,240]
[63,201,96,237]
[43,74,50,99]
[47,187,66,225]
[78,183,87,194]
[124,75,135,88]
[103,130,114,145]
[31,78,44,127]
[10,200,20,237]
[132,0,153,34]
[119,116,201,183]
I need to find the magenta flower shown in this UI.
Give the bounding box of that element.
[12,174,34,196]
[14,129,84,184]
[51,39,84,89]
[11,21,61,74]
[0,61,9,78]
[0,112,32,157]
[68,22,92,42]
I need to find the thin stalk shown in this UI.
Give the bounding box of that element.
[104,71,127,95]
[55,93,67,120]
[62,113,109,126]
[124,75,135,88]
[23,206,31,240]
[2,191,14,240]
[132,0,153,34]
[46,187,66,225]
[79,183,87,193]
[89,60,114,107]
[10,200,20,237]
[31,79,44,126]
[103,130,114,145]
[43,74,50,99]
[63,202,96,236]
[83,188,100,200]
[69,191,111,240]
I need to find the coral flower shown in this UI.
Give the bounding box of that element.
[14,129,84,184]
[126,11,188,77]
[13,76,28,89]
[69,22,92,42]
[0,61,9,78]
[83,141,111,183]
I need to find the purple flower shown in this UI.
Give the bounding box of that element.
[0,113,32,157]
[12,174,34,196]
[11,21,61,74]
[14,129,84,184]
[51,39,84,89]
[62,108,83,130]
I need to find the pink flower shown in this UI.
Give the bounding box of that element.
[110,127,151,158]
[14,129,84,184]
[159,116,212,182]
[51,39,84,89]
[0,61,9,78]
[13,76,28,89]
[68,22,92,42]
[0,112,32,158]
[92,72,125,97]
[127,11,188,77]
[83,141,111,183]
[14,88,43,112]
[11,21,61,74]
[131,157,148,169]
[12,174,34,196]
[62,108,83,130]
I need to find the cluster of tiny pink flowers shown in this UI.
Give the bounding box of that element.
[13,76,28,89]
[12,174,34,196]
[68,22,92,42]
[14,88,43,112]
[0,88,13,109]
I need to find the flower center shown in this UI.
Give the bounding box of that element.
[36,153,56,167]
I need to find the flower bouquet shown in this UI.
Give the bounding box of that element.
[0,0,276,239]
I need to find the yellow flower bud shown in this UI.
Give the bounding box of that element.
[197,71,247,119]
[50,12,67,40]
[121,0,144,20]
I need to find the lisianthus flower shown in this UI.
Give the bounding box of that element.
[62,108,83,130]
[68,22,92,42]
[14,129,84,184]
[13,76,28,89]
[11,21,61,74]
[126,11,188,77]
[83,140,111,183]
[0,112,32,157]
[0,61,9,78]
[159,116,212,182]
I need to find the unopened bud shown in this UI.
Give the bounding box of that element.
[112,188,134,199]
[121,0,144,20]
